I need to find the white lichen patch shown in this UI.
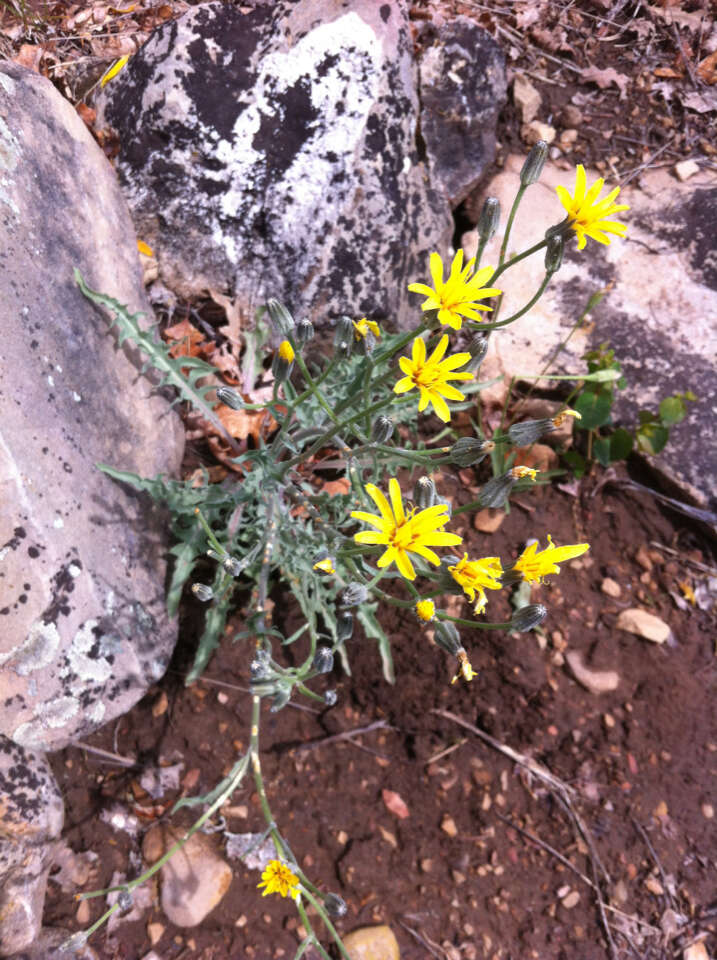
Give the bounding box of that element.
[53,517,65,529]
[13,620,62,676]
[14,695,80,748]
[68,563,81,578]
[63,620,113,685]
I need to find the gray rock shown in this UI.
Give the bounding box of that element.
[0,738,64,956]
[418,16,507,205]
[0,63,184,751]
[95,0,453,327]
[5,927,97,960]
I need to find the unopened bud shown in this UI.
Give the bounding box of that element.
[323,892,348,918]
[191,583,213,602]
[222,555,244,576]
[520,140,548,186]
[272,340,295,382]
[216,386,243,410]
[511,604,548,632]
[507,419,554,446]
[340,583,368,608]
[414,476,436,509]
[466,333,489,372]
[334,316,354,358]
[372,415,394,444]
[450,437,495,467]
[313,647,334,674]
[295,318,314,346]
[266,299,294,337]
[324,689,338,707]
[477,196,500,242]
[477,471,517,508]
[435,620,462,656]
[250,648,273,681]
[336,610,354,642]
[545,234,564,275]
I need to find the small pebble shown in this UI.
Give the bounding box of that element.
[342,924,400,960]
[441,814,458,837]
[701,803,714,819]
[645,875,664,895]
[562,891,580,909]
[601,577,622,598]
[674,159,700,182]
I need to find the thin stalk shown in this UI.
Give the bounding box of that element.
[438,614,512,630]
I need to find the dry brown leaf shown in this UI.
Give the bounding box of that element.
[321,477,351,497]
[163,318,206,359]
[530,26,569,53]
[646,3,709,32]
[214,403,277,444]
[580,65,629,99]
[382,789,410,819]
[683,90,717,113]
[515,4,542,28]
[204,342,241,384]
[76,103,97,128]
[13,44,44,72]
[208,288,243,346]
[697,50,717,85]
[188,465,228,486]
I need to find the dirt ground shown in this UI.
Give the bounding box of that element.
[46,463,716,960]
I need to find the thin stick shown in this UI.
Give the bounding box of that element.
[632,818,678,911]
[397,920,443,959]
[296,719,395,752]
[424,738,468,766]
[649,541,717,577]
[69,740,138,768]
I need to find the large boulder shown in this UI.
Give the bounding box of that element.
[463,156,717,507]
[0,62,184,752]
[94,0,455,325]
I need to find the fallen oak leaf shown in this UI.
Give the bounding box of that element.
[213,402,277,444]
[163,318,206,359]
[697,50,717,85]
[580,65,630,99]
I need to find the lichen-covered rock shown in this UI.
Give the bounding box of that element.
[0,63,184,751]
[417,15,506,205]
[0,738,64,956]
[95,0,453,326]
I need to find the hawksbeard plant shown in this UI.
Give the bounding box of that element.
[71,142,627,957]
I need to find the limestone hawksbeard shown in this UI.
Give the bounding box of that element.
[449,553,503,615]
[351,477,462,581]
[257,859,301,900]
[353,318,381,340]
[556,164,629,250]
[394,334,473,423]
[513,536,590,584]
[408,250,502,330]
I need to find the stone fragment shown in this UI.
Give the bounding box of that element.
[513,74,541,124]
[5,927,98,959]
[419,16,507,204]
[683,941,710,960]
[157,829,233,927]
[0,738,64,956]
[343,925,400,960]
[0,63,183,752]
[559,128,578,149]
[616,609,672,644]
[473,508,504,533]
[674,160,700,182]
[565,650,619,694]
[561,104,583,127]
[95,2,453,326]
[562,890,580,909]
[441,814,458,837]
[601,577,622,598]
[702,803,714,819]
[521,121,556,145]
[645,874,664,895]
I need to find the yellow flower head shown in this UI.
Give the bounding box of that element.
[408,250,502,330]
[278,340,295,363]
[394,334,473,423]
[351,477,462,581]
[451,649,477,685]
[353,318,381,340]
[449,554,503,614]
[257,859,301,900]
[415,599,436,622]
[552,408,581,428]
[556,165,629,250]
[511,466,538,481]
[513,535,590,584]
[313,556,335,575]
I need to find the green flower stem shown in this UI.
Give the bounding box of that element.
[487,235,550,287]
[437,613,512,630]
[301,888,353,960]
[475,236,489,269]
[294,903,333,960]
[362,356,374,435]
[283,397,390,471]
[194,508,226,557]
[294,354,341,428]
[371,320,428,368]
[498,185,527,269]
[490,274,551,328]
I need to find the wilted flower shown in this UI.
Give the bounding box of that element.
[353,318,381,340]
[513,536,590,583]
[449,554,503,615]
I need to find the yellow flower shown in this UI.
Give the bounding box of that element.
[511,466,538,481]
[100,54,130,88]
[449,554,503,614]
[394,335,473,423]
[408,250,502,330]
[351,478,462,581]
[451,649,477,684]
[257,859,301,900]
[415,599,436,622]
[552,408,581,428]
[513,535,590,584]
[556,165,629,250]
[313,557,335,575]
[353,318,381,340]
[278,340,295,363]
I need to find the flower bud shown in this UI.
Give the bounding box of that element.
[324,689,338,707]
[191,583,213,602]
[544,234,564,275]
[266,298,294,337]
[334,316,354,358]
[295,318,314,346]
[272,340,295,382]
[435,620,462,656]
[520,140,548,186]
[323,892,348,918]
[313,647,334,674]
[216,386,243,410]
[414,476,436,509]
[372,415,394,444]
[250,648,273,681]
[313,551,336,575]
[340,582,368,608]
[507,419,554,446]
[222,555,244,576]
[450,437,494,467]
[336,610,354,642]
[415,599,436,622]
[511,604,548,632]
[477,196,500,242]
[477,471,517,508]
[466,333,489,372]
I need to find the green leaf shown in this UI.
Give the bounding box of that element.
[574,390,613,430]
[562,449,585,478]
[636,423,669,455]
[593,435,611,466]
[357,605,394,684]
[659,395,686,426]
[609,428,634,461]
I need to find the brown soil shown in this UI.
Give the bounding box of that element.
[46,468,716,960]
